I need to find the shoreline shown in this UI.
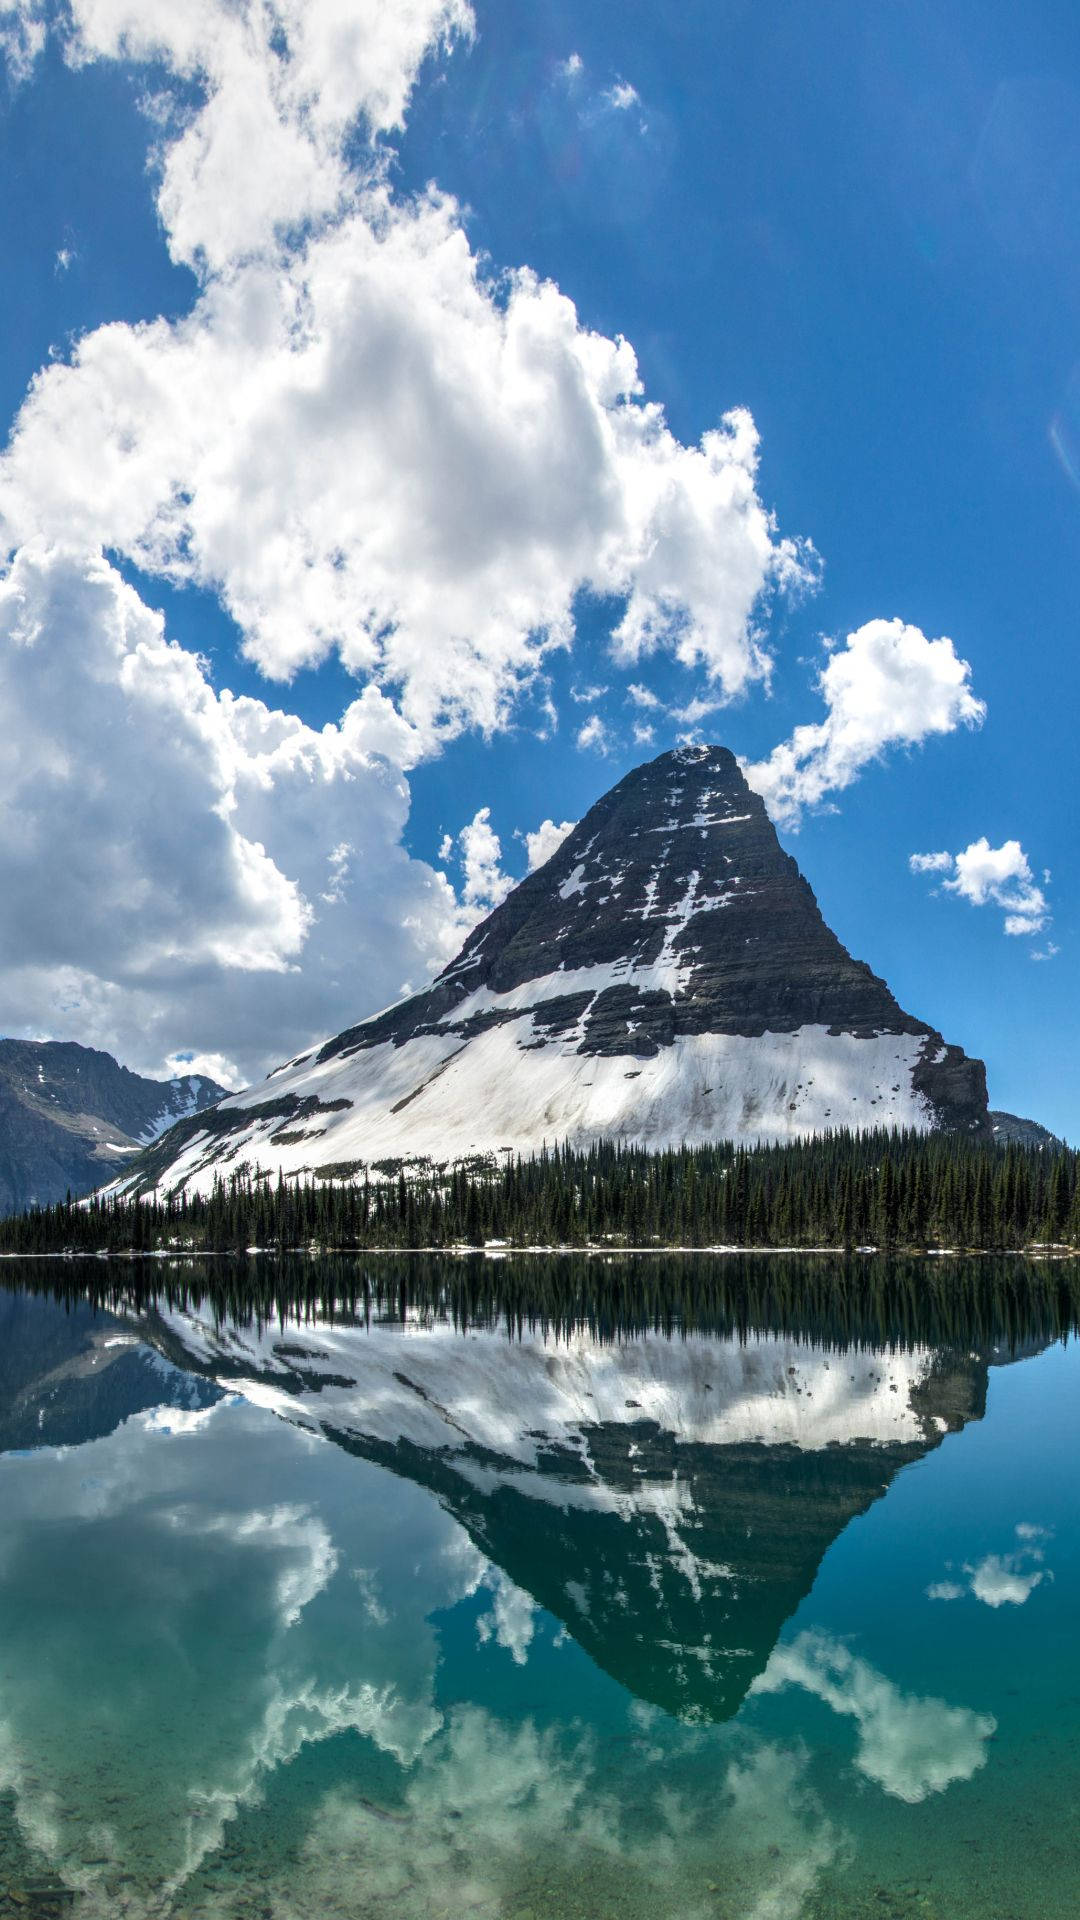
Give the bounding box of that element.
[3,1242,1078,1262]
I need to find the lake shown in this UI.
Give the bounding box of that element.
[0,1253,1077,1920]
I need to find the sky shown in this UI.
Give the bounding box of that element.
[0,0,1076,1137]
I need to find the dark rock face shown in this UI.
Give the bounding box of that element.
[0,1040,229,1214]
[321,744,989,1135]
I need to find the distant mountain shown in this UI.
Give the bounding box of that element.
[0,1040,228,1215]
[118,744,989,1198]
[989,1111,1065,1151]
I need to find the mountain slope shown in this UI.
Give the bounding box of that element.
[120,745,989,1196]
[0,1040,228,1214]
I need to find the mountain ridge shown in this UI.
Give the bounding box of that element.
[0,1039,228,1215]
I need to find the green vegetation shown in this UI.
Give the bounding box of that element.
[2,1127,1079,1255]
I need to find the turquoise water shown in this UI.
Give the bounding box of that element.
[0,1258,1078,1919]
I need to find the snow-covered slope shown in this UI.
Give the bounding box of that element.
[119,745,989,1196]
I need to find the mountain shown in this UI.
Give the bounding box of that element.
[989,1110,1065,1151]
[120,744,989,1197]
[147,1302,1000,1723]
[0,1039,229,1214]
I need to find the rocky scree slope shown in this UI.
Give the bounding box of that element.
[119,745,989,1198]
[0,1040,228,1214]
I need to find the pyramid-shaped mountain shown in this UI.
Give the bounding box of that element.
[128,745,988,1194]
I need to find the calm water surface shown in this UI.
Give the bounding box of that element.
[0,1254,1078,1920]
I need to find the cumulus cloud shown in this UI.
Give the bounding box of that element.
[454,807,514,913]
[605,80,640,112]
[909,839,1050,938]
[0,3,813,747]
[743,618,985,827]
[752,1630,996,1804]
[0,0,961,1084]
[0,545,465,1080]
[524,817,576,871]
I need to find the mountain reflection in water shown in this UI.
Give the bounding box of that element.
[0,1253,1077,1920]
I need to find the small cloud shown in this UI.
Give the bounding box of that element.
[670,694,722,727]
[576,714,610,753]
[632,721,655,746]
[559,51,583,81]
[55,247,75,275]
[163,1048,237,1088]
[523,817,576,872]
[910,838,1050,940]
[627,682,661,710]
[0,7,46,84]
[743,618,985,828]
[604,80,640,112]
[926,1581,965,1602]
[570,680,608,704]
[444,808,514,913]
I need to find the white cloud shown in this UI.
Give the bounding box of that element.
[627,681,661,709]
[451,806,514,912]
[524,817,576,871]
[743,618,985,827]
[51,0,476,272]
[570,680,608,703]
[576,714,610,752]
[752,1629,996,1805]
[0,0,880,1082]
[0,5,813,748]
[0,545,464,1081]
[909,838,1050,939]
[632,721,655,746]
[560,50,583,80]
[605,80,640,112]
[0,1,44,81]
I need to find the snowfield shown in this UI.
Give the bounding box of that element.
[131,1005,937,1197]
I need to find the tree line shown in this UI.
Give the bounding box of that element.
[2,1126,1079,1254]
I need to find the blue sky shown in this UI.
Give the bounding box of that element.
[0,0,1076,1135]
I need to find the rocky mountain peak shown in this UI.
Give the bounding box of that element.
[117,743,989,1197]
[315,746,988,1137]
